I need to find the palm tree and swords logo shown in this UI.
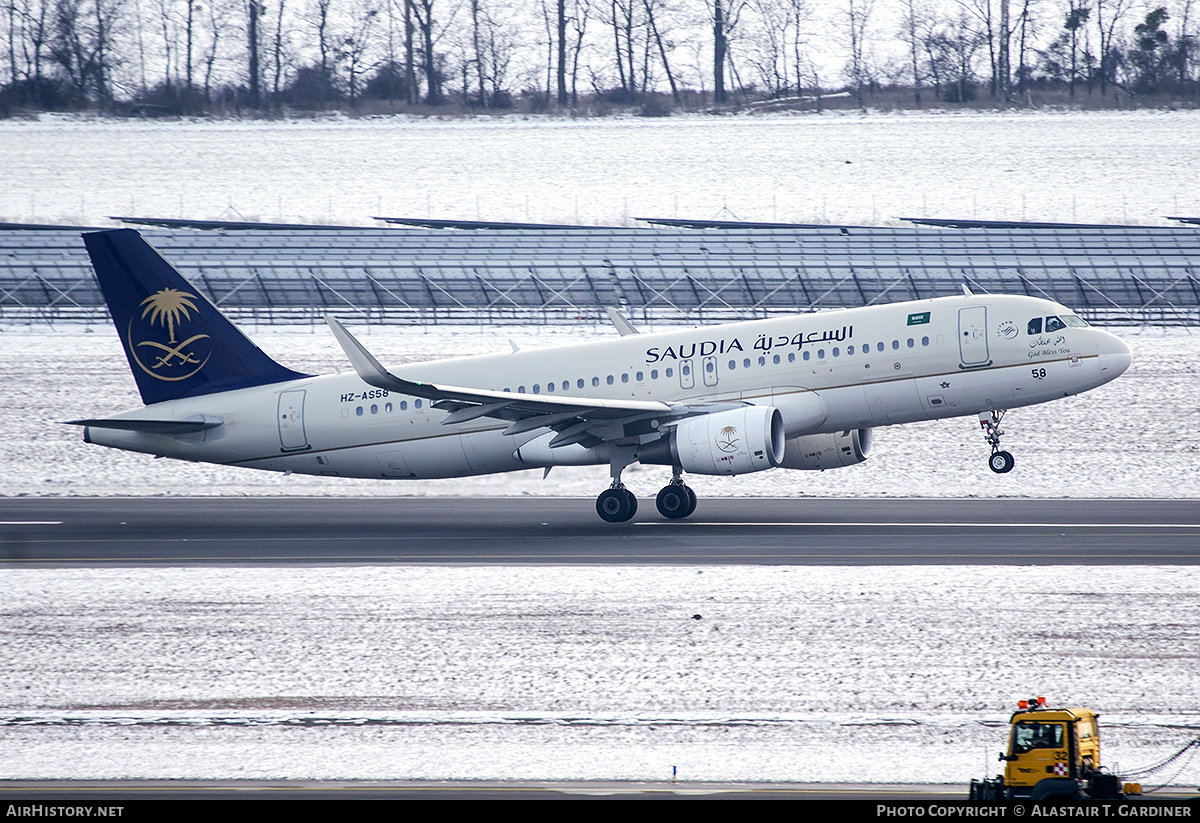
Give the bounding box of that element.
[127,288,212,381]
[716,425,740,453]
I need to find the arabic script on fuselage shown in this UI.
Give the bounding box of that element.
[644,325,854,364]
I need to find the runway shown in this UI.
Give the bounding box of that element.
[2,497,1197,565]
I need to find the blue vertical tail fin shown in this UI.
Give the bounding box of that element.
[83,229,310,406]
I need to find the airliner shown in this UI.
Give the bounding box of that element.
[70,229,1133,522]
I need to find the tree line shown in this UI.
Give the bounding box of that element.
[2,0,1198,116]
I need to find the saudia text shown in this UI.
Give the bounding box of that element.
[645,326,853,364]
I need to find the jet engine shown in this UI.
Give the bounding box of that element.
[779,428,873,471]
[642,406,785,475]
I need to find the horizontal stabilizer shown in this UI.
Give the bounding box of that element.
[65,415,224,434]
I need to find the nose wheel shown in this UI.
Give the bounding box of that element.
[980,410,1015,474]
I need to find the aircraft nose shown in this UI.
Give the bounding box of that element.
[1096,330,1132,380]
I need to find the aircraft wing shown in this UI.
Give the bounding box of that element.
[326,317,739,448]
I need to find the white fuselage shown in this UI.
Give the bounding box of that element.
[84,294,1132,480]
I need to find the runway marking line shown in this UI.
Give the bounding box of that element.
[636,522,1200,528]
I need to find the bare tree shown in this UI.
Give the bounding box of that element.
[843,0,874,107]
[410,0,440,102]
[642,0,677,102]
[342,0,379,105]
[248,0,262,106]
[202,0,237,100]
[51,0,125,106]
[899,0,928,105]
[711,0,728,103]
[567,0,590,103]
[742,0,810,97]
[955,0,997,96]
[944,6,986,100]
[1175,0,1196,86]
[1093,0,1135,95]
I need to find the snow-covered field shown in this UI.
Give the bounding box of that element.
[3,565,1199,785]
[2,110,1200,228]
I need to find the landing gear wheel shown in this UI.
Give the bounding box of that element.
[979,411,1015,475]
[656,485,692,519]
[989,450,1015,474]
[597,488,637,523]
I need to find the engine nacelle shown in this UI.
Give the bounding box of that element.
[642,406,785,476]
[779,428,873,471]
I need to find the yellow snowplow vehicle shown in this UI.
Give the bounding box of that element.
[969,697,1135,802]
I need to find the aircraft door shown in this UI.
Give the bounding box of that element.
[277,389,310,451]
[958,306,992,368]
[702,355,719,387]
[679,359,695,390]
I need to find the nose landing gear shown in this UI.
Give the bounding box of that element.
[980,410,1015,474]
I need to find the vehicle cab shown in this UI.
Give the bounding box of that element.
[1002,697,1101,794]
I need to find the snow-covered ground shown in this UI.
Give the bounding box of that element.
[2,565,1199,785]
[2,111,1200,228]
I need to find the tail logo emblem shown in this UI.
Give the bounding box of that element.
[128,288,212,382]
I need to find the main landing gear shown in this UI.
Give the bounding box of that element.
[655,467,697,520]
[595,464,697,523]
[596,485,638,523]
[979,410,1015,474]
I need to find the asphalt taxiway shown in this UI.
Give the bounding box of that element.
[2,497,1196,565]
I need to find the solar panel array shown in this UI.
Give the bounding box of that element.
[2,223,1198,325]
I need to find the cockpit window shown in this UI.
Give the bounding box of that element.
[1063,315,1088,327]
[1045,316,1067,333]
[1012,721,1065,754]
[1027,318,1043,335]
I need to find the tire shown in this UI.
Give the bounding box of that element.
[1030,778,1083,802]
[597,488,635,523]
[656,485,690,519]
[623,488,638,518]
[989,450,1015,474]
